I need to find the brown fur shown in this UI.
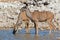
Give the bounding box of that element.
[13,8,56,35]
[20,10,30,33]
[13,10,30,34]
[26,10,56,35]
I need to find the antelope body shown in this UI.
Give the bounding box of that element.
[26,8,56,35]
[13,2,56,35]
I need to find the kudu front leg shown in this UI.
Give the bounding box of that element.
[25,21,30,33]
[34,22,39,35]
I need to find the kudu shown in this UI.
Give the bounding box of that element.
[13,2,56,35]
[13,5,30,34]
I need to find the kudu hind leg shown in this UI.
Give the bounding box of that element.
[47,19,56,34]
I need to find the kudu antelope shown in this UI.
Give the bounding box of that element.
[13,6,30,34]
[13,2,56,35]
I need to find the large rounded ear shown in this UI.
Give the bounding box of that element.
[23,2,28,6]
[43,2,50,5]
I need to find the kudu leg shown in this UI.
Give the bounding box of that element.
[34,22,39,35]
[25,21,29,33]
[47,19,56,34]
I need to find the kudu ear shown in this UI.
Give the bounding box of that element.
[23,2,28,6]
[21,2,28,9]
[43,2,50,6]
